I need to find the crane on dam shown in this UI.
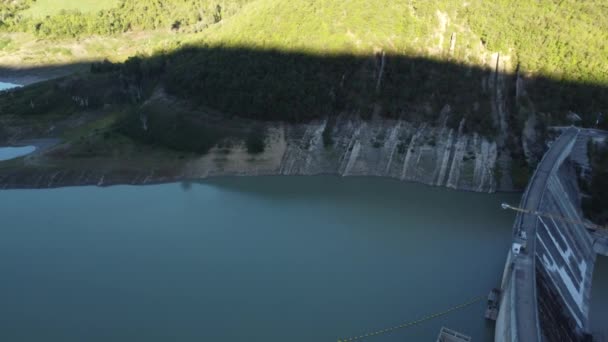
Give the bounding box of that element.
[501,203,607,231]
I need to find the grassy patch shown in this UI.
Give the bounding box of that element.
[48,47,73,56]
[202,0,437,55]
[0,37,11,50]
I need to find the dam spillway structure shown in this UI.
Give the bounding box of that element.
[494,127,597,342]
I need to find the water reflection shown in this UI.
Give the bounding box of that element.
[180,181,193,191]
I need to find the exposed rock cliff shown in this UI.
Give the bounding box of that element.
[277,116,500,192]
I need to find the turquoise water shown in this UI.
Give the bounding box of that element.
[0,146,36,161]
[0,81,20,91]
[0,177,520,341]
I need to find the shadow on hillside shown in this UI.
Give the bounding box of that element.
[1,45,606,148]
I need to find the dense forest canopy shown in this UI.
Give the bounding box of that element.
[0,0,254,35]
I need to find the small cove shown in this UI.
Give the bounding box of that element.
[0,81,21,91]
[0,145,37,161]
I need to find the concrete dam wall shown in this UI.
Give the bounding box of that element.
[496,128,596,342]
[535,159,595,341]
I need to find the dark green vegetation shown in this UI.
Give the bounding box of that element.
[0,0,32,29]
[0,74,133,116]
[465,0,608,85]
[582,141,608,226]
[245,126,266,154]
[162,47,500,131]
[1,0,253,36]
[510,161,532,190]
[117,100,261,154]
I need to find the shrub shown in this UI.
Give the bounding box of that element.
[246,126,266,154]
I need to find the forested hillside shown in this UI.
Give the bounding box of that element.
[189,0,607,88]
[4,0,605,84]
[158,0,608,131]
[1,0,607,154]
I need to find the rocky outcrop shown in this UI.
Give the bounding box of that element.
[277,116,500,192]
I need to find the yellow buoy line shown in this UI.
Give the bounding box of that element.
[338,294,485,341]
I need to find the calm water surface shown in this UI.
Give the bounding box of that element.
[0,146,36,161]
[0,177,521,341]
